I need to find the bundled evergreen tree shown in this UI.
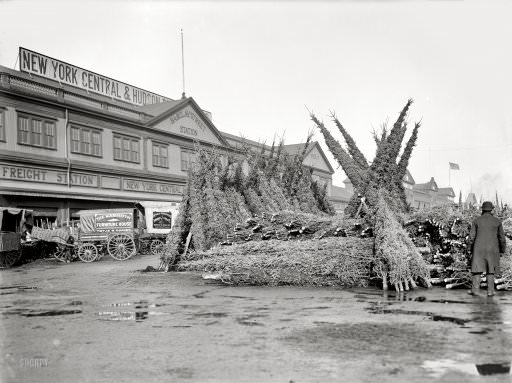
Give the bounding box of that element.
[311,99,419,216]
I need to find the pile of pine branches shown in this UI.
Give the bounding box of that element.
[178,237,374,287]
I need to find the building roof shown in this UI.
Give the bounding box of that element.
[403,169,415,185]
[138,99,185,116]
[438,187,455,198]
[143,97,231,148]
[220,131,271,152]
[413,177,438,192]
[218,133,335,174]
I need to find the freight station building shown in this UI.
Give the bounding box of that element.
[0,48,336,226]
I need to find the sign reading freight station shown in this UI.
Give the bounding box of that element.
[19,47,171,106]
[1,164,184,196]
[1,164,98,187]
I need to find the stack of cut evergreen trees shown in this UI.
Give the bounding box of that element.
[161,134,339,269]
[162,100,432,291]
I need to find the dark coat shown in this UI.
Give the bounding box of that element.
[468,212,507,273]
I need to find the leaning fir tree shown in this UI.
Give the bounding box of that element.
[310,100,431,290]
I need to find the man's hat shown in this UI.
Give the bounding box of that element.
[481,201,494,211]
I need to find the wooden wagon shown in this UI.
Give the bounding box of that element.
[0,207,33,268]
[75,208,141,262]
[135,201,176,257]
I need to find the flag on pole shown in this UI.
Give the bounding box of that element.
[449,162,460,170]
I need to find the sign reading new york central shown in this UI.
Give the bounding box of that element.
[19,47,171,106]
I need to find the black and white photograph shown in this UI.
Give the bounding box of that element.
[1,0,512,382]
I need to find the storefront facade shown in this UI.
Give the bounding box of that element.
[0,48,336,225]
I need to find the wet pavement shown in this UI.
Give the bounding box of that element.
[1,255,512,383]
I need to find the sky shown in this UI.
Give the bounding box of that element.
[1,0,511,204]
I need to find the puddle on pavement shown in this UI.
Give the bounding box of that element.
[3,309,82,317]
[236,314,267,326]
[422,359,511,377]
[0,286,38,295]
[192,312,228,318]
[366,304,470,326]
[220,295,257,300]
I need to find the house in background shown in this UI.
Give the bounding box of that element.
[333,174,456,214]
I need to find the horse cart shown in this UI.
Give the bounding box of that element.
[135,201,176,258]
[0,207,33,268]
[75,208,142,262]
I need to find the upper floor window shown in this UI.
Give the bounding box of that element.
[152,142,168,168]
[0,108,5,142]
[113,134,140,163]
[71,125,102,157]
[181,148,196,171]
[17,113,56,149]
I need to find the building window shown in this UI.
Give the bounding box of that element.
[152,142,168,168]
[71,125,102,156]
[0,109,5,142]
[181,148,196,171]
[17,113,56,149]
[113,134,139,163]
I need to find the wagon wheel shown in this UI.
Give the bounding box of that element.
[52,243,69,262]
[150,239,165,257]
[78,243,98,263]
[0,249,22,269]
[108,234,136,261]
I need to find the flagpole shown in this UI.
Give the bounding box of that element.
[181,28,186,99]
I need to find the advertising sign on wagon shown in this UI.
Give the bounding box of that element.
[152,212,172,229]
[95,212,133,233]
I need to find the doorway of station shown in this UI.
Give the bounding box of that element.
[17,207,58,229]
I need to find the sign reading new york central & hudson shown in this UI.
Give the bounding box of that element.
[19,47,171,106]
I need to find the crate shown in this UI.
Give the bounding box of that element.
[0,232,21,252]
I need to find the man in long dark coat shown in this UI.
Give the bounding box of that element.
[468,201,507,296]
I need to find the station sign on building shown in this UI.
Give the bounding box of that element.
[19,48,171,106]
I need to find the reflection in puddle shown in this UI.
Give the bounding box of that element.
[102,301,163,309]
[97,311,171,322]
[423,359,511,377]
[97,311,149,322]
